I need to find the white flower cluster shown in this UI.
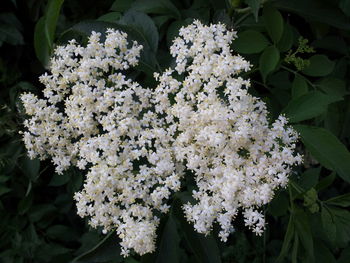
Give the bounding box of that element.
[21,21,302,256]
[154,20,302,240]
[21,29,181,256]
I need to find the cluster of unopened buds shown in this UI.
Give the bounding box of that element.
[21,20,302,256]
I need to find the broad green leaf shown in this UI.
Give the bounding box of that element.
[18,193,33,215]
[263,6,284,43]
[316,78,348,98]
[0,24,24,45]
[277,23,294,52]
[338,247,350,263]
[34,17,50,67]
[291,232,299,263]
[72,232,122,263]
[0,175,10,183]
[274,0,350,30]
[110,0,133,12]
[233,30,269,54]
[302,55,335,77]
[321,206,336,243]
[312,36,348,55]
[37,244,72,260]
[49,173,70,186]
[97,12,122,22]
[339,0,350,16]
[294,125,350,183]
[268,191,289,217]
[45,0,65,47]
[259,45,280,82]
[325,193,350,207]
[119,10,159,52]
[294,207,314,262]
[131,0,181,19]
[29,204,57,222]
[315,172,336,192]
[328,207,350,247]
[291,74,308,99]
[155,214,181,263]
[314,240,337,263]
[0,185,11,196]
[153,15,172,29]
[297,168,320,191]
[21,156,40,182]
[276,215,295,262]
[47,225,78,242]
[244,0,260,21]
[209,0,226,9]
[34,0,64,67]
[283,91,341,123]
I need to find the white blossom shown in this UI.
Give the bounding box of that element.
[21,29,181,256]
[154,20,302,241]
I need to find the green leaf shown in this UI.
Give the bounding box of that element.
[155,214,181,263]
[339,0,350,16]
[268,191,289,217]
[233,30,269,54]
[21,156,40,182]
[97,12,122,22]
[321,206,336,243]
[72,232,122,263]
[0,24,24,45]
[0,185,11,196]
[325,193,350,207]
[119,10,159,52]
[34,17,50,67]
[283,91,341,123]
[29,204,57,222]
[34,0,64,67]
[294,207,314,262]
[315,172,336,192]
[263,5,284,43]
[110,0,133,12]
[47,225,78,242]
[274,0,350,30]
[314,240,337,263]
[291,74,308,99]
[312,36,348,55]
[131,0,181,19]
[259,45,280,82]
[276,215,295,262]
[316,78,348,98]
[244,0,260,21]
[297,168,320,191]
[277,23,294,52]
[291,232,299,263]
[49,173,70,186]
[338,247,350,263]
[302,55,335,77]
[328,207,350,247]
[294,125,350,183]
[18,193,33,215]
[45,0,65,46]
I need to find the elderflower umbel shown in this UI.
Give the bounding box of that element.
[21,29,182,256]
[154,20,302,241]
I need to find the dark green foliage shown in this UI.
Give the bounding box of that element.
[0,0,349,262]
